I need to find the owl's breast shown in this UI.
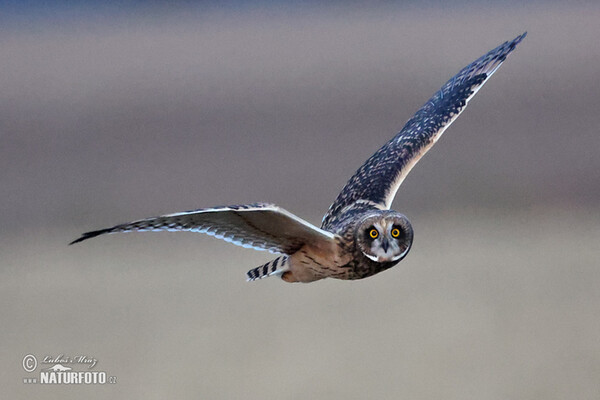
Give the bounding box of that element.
[341,250,400,280]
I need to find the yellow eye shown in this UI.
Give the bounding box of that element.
[369,229,379,239]
[391,228,401,238]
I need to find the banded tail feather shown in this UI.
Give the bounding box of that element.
[246,255,289,281]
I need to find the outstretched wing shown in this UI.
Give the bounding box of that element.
[322,33,526,228]
[71,203,338,255]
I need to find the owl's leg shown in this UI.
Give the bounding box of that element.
[283,249,330,283]
[281,271,299,283]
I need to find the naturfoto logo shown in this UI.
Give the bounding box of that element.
[22,354,117,385]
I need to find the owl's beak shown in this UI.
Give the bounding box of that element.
[381,238,390,253]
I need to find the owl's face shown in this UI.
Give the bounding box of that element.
[356,212,413,263]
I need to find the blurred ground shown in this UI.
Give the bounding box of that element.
[1,2,599,399]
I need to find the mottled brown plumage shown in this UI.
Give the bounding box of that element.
[71,33,526,283]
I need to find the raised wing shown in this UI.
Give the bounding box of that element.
[71,203,338,255]
[322,33,526,228]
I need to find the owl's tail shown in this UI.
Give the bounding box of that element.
[246,255,290,281]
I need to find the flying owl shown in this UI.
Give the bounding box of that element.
[71,33,526,283]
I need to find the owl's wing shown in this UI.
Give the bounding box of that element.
[70,203,338,255]
[322,33,526,227]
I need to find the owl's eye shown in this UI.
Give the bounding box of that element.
[369,228,379,239]
[391,228,401,238]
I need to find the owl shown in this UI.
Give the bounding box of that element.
[71,33,526,283]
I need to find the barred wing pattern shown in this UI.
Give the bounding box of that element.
[70,203,338,255]
[322,33,526,228]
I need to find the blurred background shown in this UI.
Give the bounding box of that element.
[1,1,599,398]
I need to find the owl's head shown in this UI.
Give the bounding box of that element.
[356,211,413,263]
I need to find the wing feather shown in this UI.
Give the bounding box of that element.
[71,203,337,255]
[322,33,526,228]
